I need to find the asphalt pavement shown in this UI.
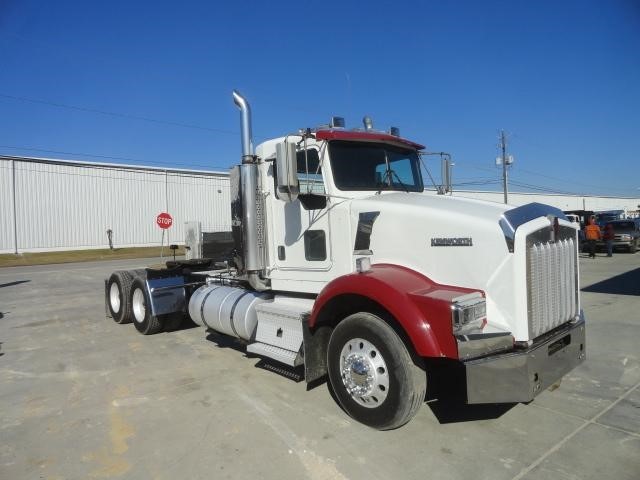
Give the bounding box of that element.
[0,253,638,480]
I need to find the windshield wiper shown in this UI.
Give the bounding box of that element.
[389,169,410,193]
[376,168,391,194]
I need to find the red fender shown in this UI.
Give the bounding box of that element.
[309,264,480,359]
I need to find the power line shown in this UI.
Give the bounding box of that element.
[453,180,501,187]
[514,166,634,196]
[502,133,637,195]
[448,161,498,174]
[0,92,238,135]
[453,175,500,182]
[454,159,635,197]
[509,180,582,196]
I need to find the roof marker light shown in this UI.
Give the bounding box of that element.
[330,116,345,128]
[363,116,374,131]
[389,127,400,137]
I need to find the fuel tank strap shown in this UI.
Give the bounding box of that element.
[228,290,251,338]
[199,285,221,327]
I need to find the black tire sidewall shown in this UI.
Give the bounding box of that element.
[131,278,151,334]
[327,313,422,430]
[130,277,163,335]
[107,272,129,324]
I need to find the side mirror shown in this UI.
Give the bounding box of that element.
[275,141,299,202]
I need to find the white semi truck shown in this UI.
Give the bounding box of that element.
[105,91,586,430]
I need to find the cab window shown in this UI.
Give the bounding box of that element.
[296,149,325,195]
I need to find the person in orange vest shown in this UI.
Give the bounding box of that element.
[584,217,602,258]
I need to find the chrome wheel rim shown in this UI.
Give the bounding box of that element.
[109,283,121,313]
[132,288,146,323]
[339,337,389,408]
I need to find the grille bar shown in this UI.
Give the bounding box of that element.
[527,237,578,338]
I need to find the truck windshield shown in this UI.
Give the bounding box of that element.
[328,141,423,192]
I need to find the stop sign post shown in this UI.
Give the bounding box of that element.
[156,212,173,259]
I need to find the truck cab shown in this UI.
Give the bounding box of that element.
[255,127,578,343]
[259,130,426,292]
[105,91,586,430]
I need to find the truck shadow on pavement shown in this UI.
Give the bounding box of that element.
[322,361,515,425]
[424,360,516,423]
[204,330,306,381]
[582,267,640,296]
[204,330,246,353]
[201,332,516,424]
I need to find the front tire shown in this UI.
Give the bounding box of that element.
[130,277,163,335]
[327,312,426,430]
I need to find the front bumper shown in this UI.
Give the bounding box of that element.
[464,316,586,404]
[597,240,633,248]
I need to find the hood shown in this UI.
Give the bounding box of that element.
[350,193,512,287]
[349,192,517,334]
[346,192,578,341]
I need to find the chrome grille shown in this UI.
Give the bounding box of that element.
[527,230,578,339]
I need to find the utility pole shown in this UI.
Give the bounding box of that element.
[499,130,509,204]
[495,131,514,203]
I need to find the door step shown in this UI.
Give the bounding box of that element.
[246,342,302,367]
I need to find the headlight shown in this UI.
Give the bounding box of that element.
[451,292,487,334]
[620,234,631,241]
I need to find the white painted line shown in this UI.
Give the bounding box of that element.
[511,380,640,480]
[530,402,640,439]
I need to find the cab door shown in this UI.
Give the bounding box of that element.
[269,147,334,291]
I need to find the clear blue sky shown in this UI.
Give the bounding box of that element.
[1,0,638,197]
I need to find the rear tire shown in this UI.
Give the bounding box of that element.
[130,277,163,335]
[327,312,426,430]
[107,271,135,324]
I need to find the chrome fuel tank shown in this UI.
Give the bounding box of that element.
[188,284,272,341]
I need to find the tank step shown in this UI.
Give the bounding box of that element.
[253,297,313,352]
[246,342,302,367]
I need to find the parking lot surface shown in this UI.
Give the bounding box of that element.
[1,253,639,480]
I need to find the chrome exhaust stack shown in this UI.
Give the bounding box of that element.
[231,90,269,291]
[232,90,254,164]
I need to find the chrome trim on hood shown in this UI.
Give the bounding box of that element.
[499,202,567,252]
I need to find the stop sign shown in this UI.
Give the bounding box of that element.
[156,212,173,229]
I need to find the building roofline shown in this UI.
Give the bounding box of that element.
[424,188,640,202]
[0,154,230,177]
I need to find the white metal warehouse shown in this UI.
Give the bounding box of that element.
[2,155,639,254]
[444,190,640,214]
[0,155,231,254]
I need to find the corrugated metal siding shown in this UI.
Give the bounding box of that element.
[0,160,15,252]
[0,157,231,253]
[165,172,231,245]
